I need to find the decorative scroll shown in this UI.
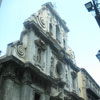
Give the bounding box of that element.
[16,45,25,58]
[37,14,46,30]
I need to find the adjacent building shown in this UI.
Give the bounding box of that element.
[78,68,100,100]
[0,2,83,100]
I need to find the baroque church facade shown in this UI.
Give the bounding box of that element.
[0,2,86,100]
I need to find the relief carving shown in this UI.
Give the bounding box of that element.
[36,13,46,31]
[58,88,64,100]
[34,39,46,71]
[51,87,64,100]
[35,39,47,50]
[16,44,26,58]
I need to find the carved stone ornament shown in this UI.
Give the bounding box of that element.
[71,71,77,78]
[51,90,64,100]
[35,63,44,71]
[16,44,25,58]
[35,39,47,50]
[36,14,46,30]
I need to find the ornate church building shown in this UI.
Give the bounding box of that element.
[0,2,83,100]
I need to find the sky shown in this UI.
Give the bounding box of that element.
[0,0,100,85]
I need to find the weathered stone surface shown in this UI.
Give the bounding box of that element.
[0,2,84,100]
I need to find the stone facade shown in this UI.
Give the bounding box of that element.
[78,68,100,100]
[0,2,83,100]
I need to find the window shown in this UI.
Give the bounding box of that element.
[37,48,42,63]
[63,39,66,49]
[56,25,60,42]
[49,23,53,35]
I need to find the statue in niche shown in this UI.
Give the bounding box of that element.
[50,57,55,78]
[35,39,46,64]
[34,39,47,70]
[56,61,64,80]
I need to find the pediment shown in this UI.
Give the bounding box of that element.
[25,2,69,33]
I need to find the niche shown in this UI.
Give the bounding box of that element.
[56,61,64,78]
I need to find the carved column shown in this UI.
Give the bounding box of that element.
[2,79,14,100]
[20,70,33,100]
[29,89,35,100]
[2,64,16,100]
[21,84,34,100]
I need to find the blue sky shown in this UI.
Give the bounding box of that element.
[0,0,100,85]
